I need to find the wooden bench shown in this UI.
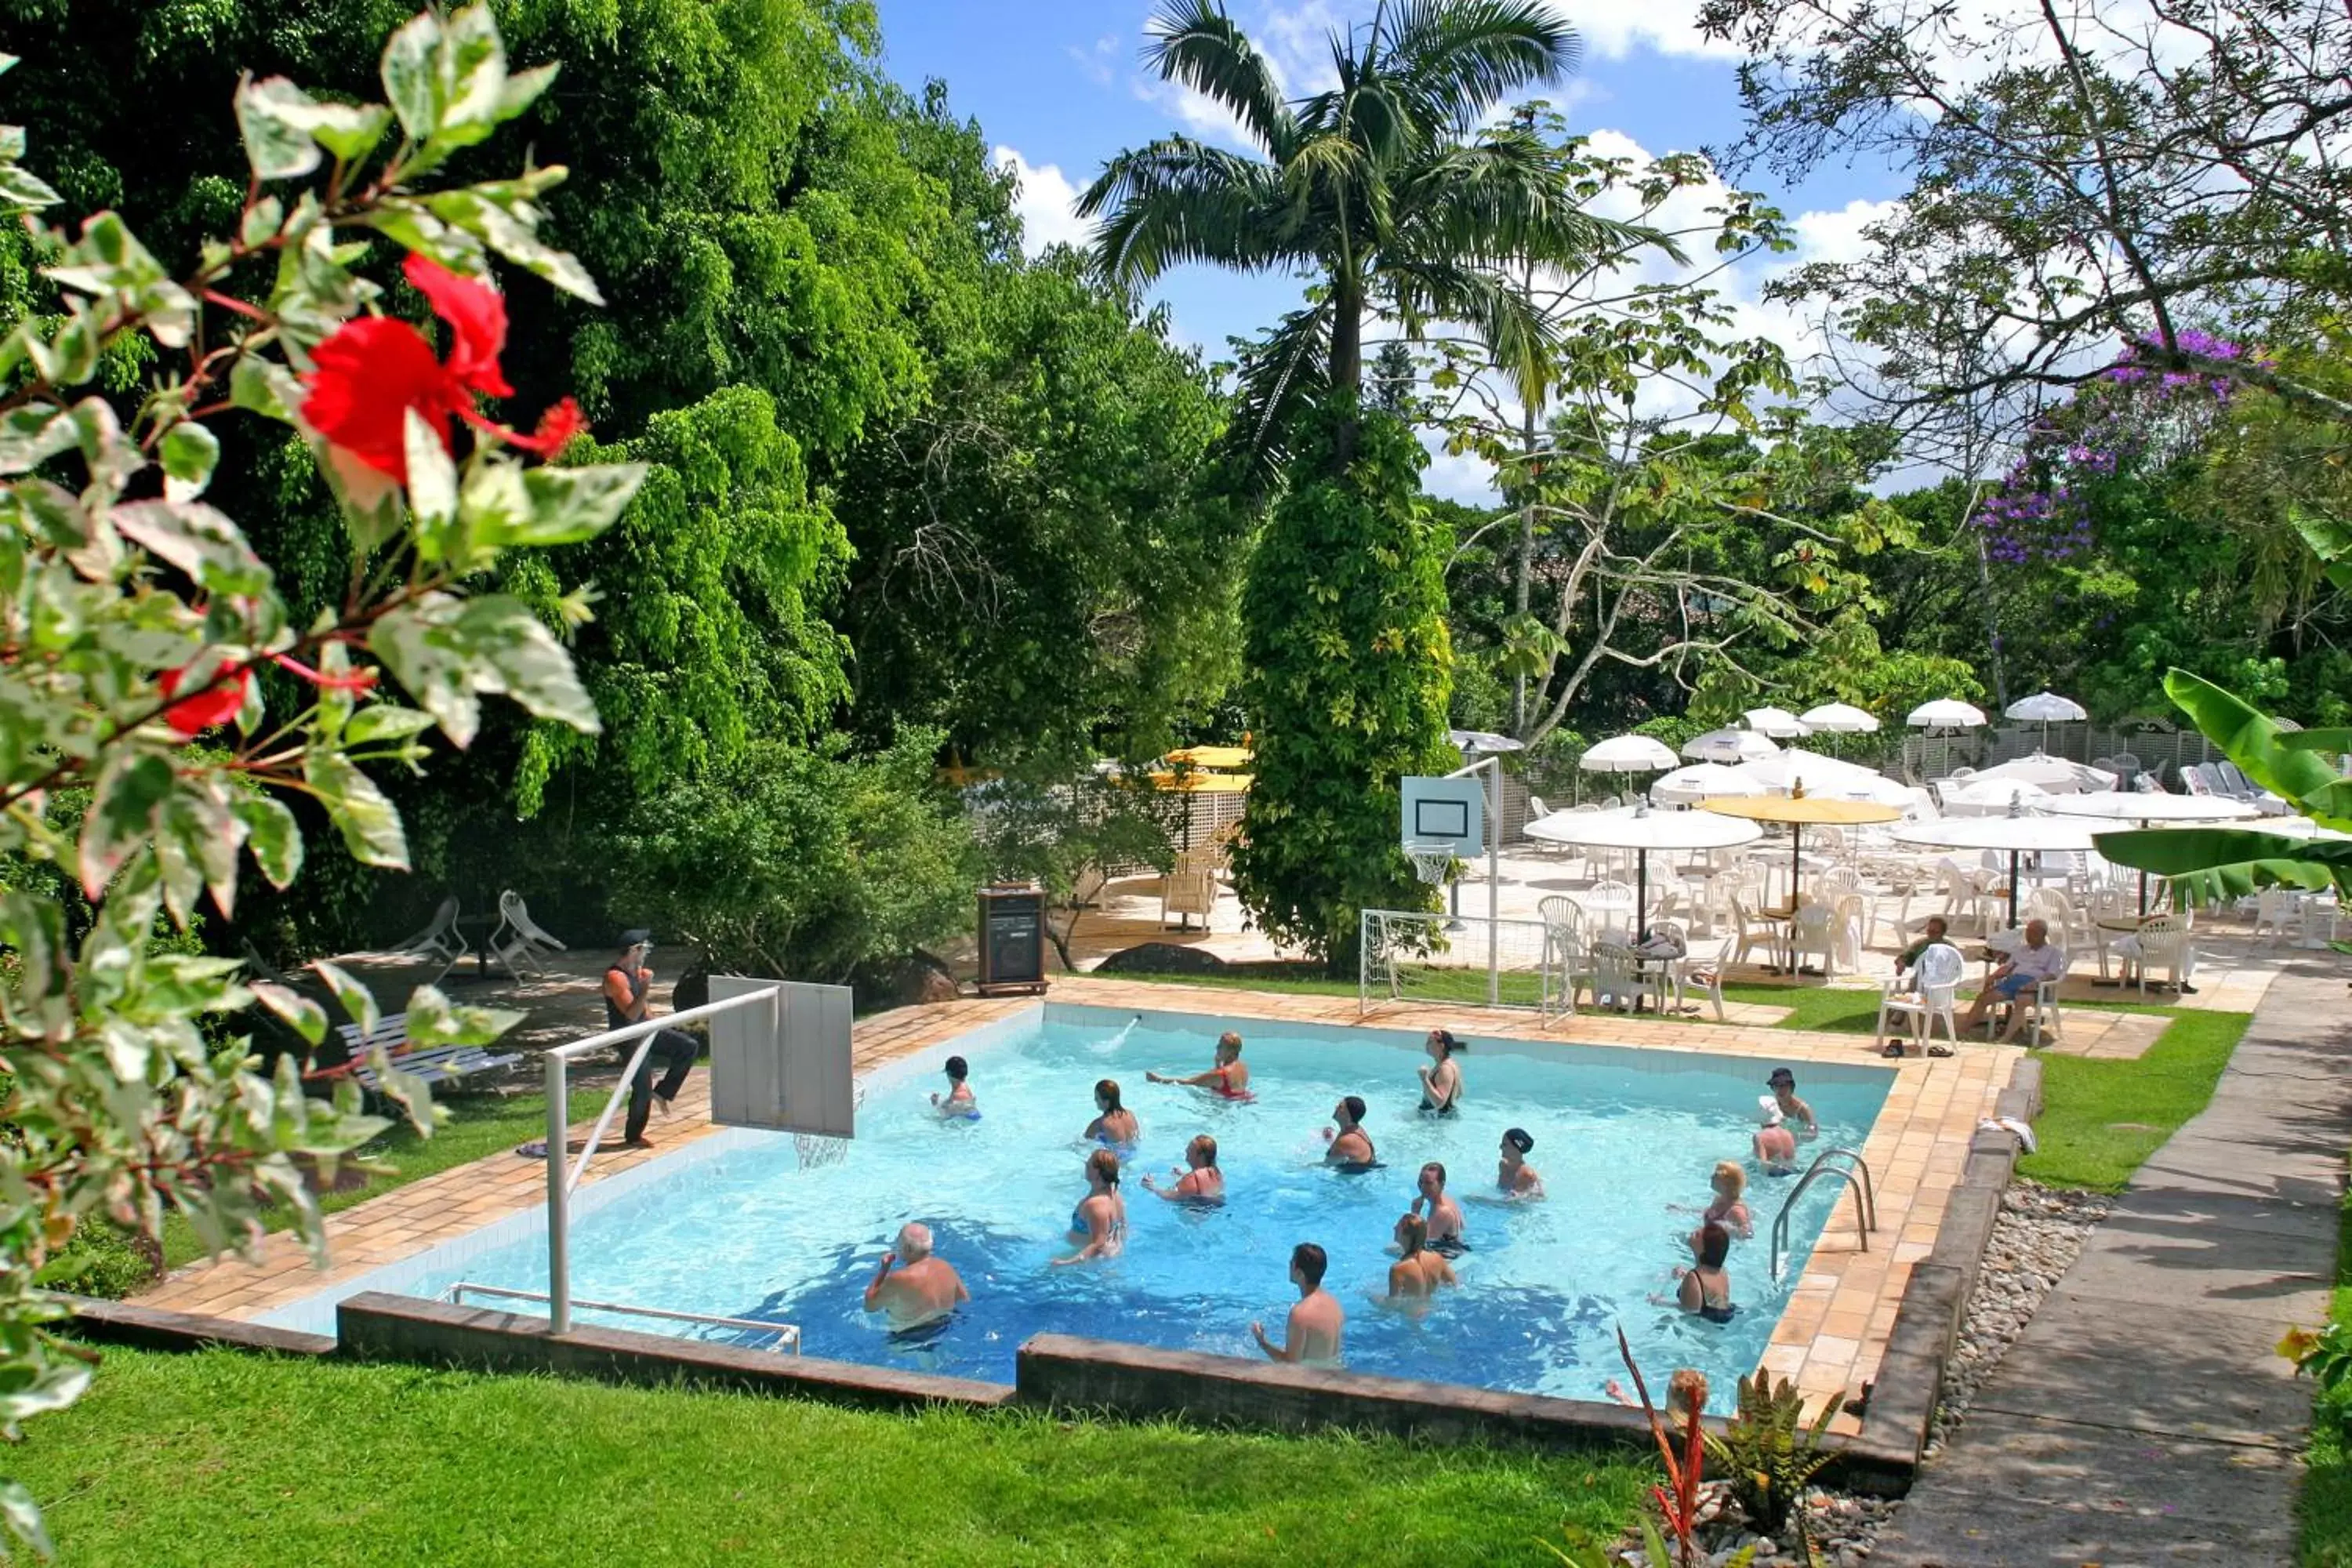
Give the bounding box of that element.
[303,1014,524,1092]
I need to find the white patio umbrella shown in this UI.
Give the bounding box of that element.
[1936,777,2053,815]
[1580,735,1681,774]
[2005,690,2089,751]
[1526,803,1764,937]
[2045,790,2262,912]
[1798,702,1880,735]
[1972,754,2116,795]
[1730,747,1889,796]
[1893,811,2103,924]
[1681,727,1780,764]
[1744,706,1811,739]
[1449,728,1526,755]
[1908,698,1988,728]
[1651,762,1766,806]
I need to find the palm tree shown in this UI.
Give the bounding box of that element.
[1080,0,1673,473]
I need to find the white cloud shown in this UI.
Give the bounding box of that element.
[992,146,1093,258]
[1068,33,1123,87]
[1538,0,1741,60]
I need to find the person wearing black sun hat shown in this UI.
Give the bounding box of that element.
[602,928,701,1145]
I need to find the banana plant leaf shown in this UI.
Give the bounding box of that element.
[2164,671,2348,818]
[2278,729,2352,755]
[2096,827,2352,901]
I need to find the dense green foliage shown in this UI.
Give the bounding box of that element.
[1229,406,1456,967]
[605,732,976,983]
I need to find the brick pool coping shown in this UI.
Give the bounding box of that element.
[131,975,2017,1452]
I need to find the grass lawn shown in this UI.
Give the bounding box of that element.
[158,1089,551,1270]
[2299,1153,2352,1566]
[26,1346,1649,1567]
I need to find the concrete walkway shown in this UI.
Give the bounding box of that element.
[1874,964,2352,1566]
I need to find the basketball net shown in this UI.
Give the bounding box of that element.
[1404,840,1454,887]
[793,1080,866,1169]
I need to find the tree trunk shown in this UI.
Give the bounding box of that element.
[1330,280,1363,465]
[1511,397,1538,737]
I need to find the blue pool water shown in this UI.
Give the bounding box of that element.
[394,1007,1889,1412]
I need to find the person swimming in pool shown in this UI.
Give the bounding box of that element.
[1754,1105,1798,1175]
[1410,1161,1465,1253]
[928,1055,979,1120]
[1146,1031,1251,1100]
[862,1221,970,1330]
[1083,1079,1139,1149]
[1141,1134,1225,1203]
[1253,1242,1344,1365]
[1417,1029,1466,1115]
[1495,1127,1544,1198]
[1672,1222,1736,1323]
[1686,1160,1752,1247]
[1765,1067,1818,1138]
[1321,1095,1376,1168]
[1381,1213,1457,1304]
[1055,1148,1127,1265]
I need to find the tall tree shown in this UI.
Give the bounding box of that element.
[1079,0,1666,470]
[1702,0,2352,430]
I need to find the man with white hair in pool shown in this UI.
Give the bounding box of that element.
[862,1222,969,1330]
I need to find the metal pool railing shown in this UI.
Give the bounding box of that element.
[444,1281,800,1352]
[539,984,786,1336]
[1769,1145,1878,1283]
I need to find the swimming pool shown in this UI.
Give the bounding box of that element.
[278,1004,1891,1414]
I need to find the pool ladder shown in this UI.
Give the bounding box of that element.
[1769,1146,1878,1284]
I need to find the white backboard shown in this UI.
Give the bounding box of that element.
[706,975,855,1138]
[1400,774,1485,858]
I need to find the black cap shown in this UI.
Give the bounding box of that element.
[618,927,653,948]
[1767,1067,1795,1086]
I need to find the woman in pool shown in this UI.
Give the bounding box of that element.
[1494,1127,1544,1198]
[1083,1079,1139,1149]
[1688,1160,1751,1246]
[1321,1095,1376,1169]
[1753,1105,1798,1175]
[1417,1029,1466,1116]
[1673,1222,1736,1322]
[1055,1148,1127,1265]
[1381,1213,1457,1303]
[1146,1032,1251,1101]
[1141,1134,1225,1203]
[928,1054,979,1120]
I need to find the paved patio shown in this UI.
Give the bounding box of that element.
[1871,960,2352,1566]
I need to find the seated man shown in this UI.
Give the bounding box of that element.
[862,1222,969,1330]
[602,929,700,1145]
[1962,918,2066,1042]
[1895,916,1953,976]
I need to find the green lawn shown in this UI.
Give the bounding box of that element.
[2299,1154,2352,1566]
[158,1089,552,1271]
[26,1346,1647,1567]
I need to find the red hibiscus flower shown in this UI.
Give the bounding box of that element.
[158,663,251,735]
[299,253,583,483]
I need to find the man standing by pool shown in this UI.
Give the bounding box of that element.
[1254,1242,1343,1364]
[602,929,701,1146]
[863,1222,969,1330]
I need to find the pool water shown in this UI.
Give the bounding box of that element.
[406,1007,1889,1413]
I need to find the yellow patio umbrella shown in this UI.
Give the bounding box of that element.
[1699,792,1900,910]
[1147,769,1254,851]
[1162,745,1254,771]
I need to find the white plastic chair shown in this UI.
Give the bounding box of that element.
[1538,895,1593,1012]
[1831,892,1867,972]
[1788,900,1838,979]
[1730,894,1782,971]
[390,895,468,978]
[2251,887,2299,946]
[487,890,567,978]
[1876,941,1964,1053]
[2108,913,2194,995]
[1678,933,1733,1022]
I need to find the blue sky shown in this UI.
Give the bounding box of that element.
[866,1,1910,492]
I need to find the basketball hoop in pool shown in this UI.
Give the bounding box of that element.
[1400,773,1487,931]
